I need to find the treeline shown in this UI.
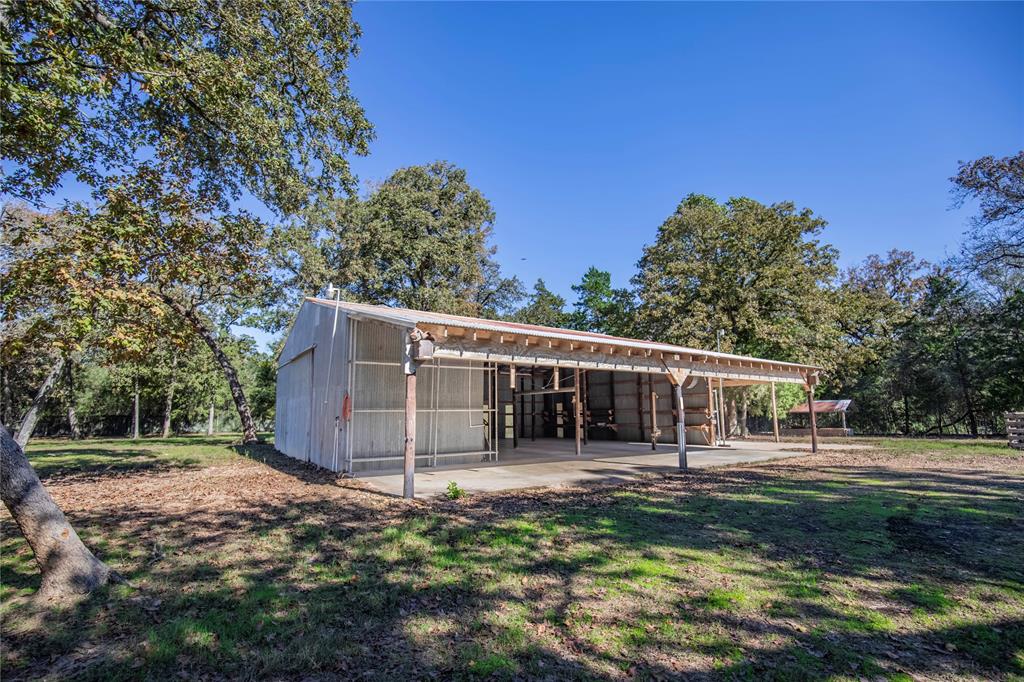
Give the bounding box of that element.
[4,156,1023,441]
[1,334,276,440]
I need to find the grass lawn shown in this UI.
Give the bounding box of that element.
[2,436,1022,680]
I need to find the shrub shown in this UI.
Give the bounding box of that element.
[446,481,467,500]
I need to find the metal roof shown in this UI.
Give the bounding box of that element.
[306,298,822,373]
[790,399,852,414]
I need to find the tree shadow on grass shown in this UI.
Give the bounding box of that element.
[2,456,1022,680]
[25,448,204,483]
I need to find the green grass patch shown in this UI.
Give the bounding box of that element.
[23,433,270,479]
[890,583,954,614]
[869,437,1015,458]
[2,437,1022,680]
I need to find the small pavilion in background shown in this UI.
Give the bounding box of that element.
[788,399,853,437]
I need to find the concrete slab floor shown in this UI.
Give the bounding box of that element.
[362,438,866,498]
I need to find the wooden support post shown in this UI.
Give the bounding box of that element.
[649,378,658,451]
[706,379,716,446]
[519,369,526,440]
[403,371,417,499]
[531,372,536,441]
[609,369,617,439]
[574,368,582,456]
[636,374,644,443]
[510,365,518,449]
[581,370,589,446]
[675,383,687,470]
[770,381,780,443]
[717,378,727,442]
[807,381,818,454]
[662,367,690,468]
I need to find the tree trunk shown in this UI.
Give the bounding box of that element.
[66,361,81,440]
[726,398,738,437]
[953,344,979,438]
[131,376,140,440]
[160,294,258,443]
[903,394,911,435]
[0,425,110,600]
[15,356,66,449]
[208,402,215,436]
[162,353,178,439]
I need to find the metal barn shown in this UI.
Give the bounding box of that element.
[275,298,823,496]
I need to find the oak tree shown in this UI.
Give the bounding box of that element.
[633,194,839,363]
[287,161,522,316]
[2,0,371,598]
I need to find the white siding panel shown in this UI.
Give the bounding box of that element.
[276,349,314,461]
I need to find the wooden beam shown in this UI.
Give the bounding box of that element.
[517,387,575,398]
[706,378,716,446]
[675,382,687,471]
[649,378,658,451]
[510,365,518,450]
[717,378,727,442]
[636,374,644,443]
[403,370,417,499]
[661,361,690,387]
[770,381,780,443]
[574,368,582,456]
[806,383,818,454]
[582,370,589,446]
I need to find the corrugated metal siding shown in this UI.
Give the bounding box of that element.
[275,348,314,460]
[586,371,616,440]
[682,377,713,445]
[349,321,405,473]
[577,370,711,445]
[349,320,496,473]
[275,301,351,472]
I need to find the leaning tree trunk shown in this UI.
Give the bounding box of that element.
[160,295,258,443]
[0,425,110,600]
[162,353,178,439]
[15,356,66,449]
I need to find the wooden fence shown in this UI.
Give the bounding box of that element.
[1008,412,1024,451]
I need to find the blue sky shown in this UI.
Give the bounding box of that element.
[344,1,1023,300]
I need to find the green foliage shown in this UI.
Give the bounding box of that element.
[746,383,805,418]
[445,481,467,500]
[951,151,1024,273]
[1,0,372,213]
[287,161,522,317]
[511,279,571,328]
[568,267,635,336]
[632,194,839,364]
[829,248,1022,434]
